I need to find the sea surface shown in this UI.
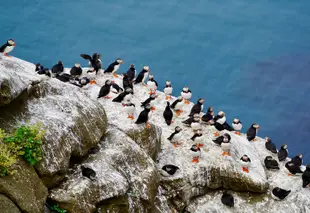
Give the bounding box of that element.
[1,0,310,161]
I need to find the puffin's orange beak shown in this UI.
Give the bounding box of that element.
[14,43,16,46]
[121,61,124,64]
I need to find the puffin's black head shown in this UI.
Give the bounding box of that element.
[274,187,280,192]
[218,111,225,117]
[75,63,80,68]
[265,137,271,143]
[166,80,171,86]
[130,64,135,68]
[252,123,260,129]
[58,61,63,65]
[223,133,231,141]
[144,103,152,110]
[191,144,199,150]
[105,79,112,86]
[149,74,154,80]
[175,126,182,132]
[207,107,213,113]
[241,154,249,161]
[116,58,124,64]
[297,154,303,159]
[92,53,100,60]
[198,98,204,104]
[281,144,288,150]
[182,86,189,92]
[7,39,16,46]
[166,101,170,107]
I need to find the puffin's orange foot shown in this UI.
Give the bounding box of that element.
[113,73,118,78]
[146,123,151,129]
[90,80,97,85]
[142,83,147,87]
[184,100,190,104]
[222,151,227,156]
[234,131,241,135]
[197,143,204,148]
[242,167,249,173]
[192,157,199,163]
[288,173,294,176]
[165,96,170,100]
[151,107,156,111]
[4,53,11,57]
[104,96,112,99]
[213,132,220,137]
[252,138,257,142]
[173,143,178,148]
[176,110,182,116]
[127,115,134,120]
[227,152,231,156]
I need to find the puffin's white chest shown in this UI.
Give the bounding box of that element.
[193,135,203,144]
[221,142,231,151]
[149,99,156,107]
[3,45,14,54]
[164,87,173,95]
[181,92,192,100]
[147,81,156,90]
[171,132,182,143]
[123,93,133,102]
[216,116,226,125]
[112,64,120,73]
[191,150,201,158]
[174,101,184,110]
[124,105,135,113]
[191,122,201,130]
[240,160,250,167]
[232,123,242,131]
[142,72,149,83]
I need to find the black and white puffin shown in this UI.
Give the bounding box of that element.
[232,118,242,135]
[81,165,96,181]
[135,104,152,128]
[246,123,260,141]
[126,64,136,82]
[104,58,124,78]
[170,96,184,116]
[212,133,231,146]
[278,144,288,162]
[181,86,192,104]
[240,155,251,173]
[161,165,180,176]
[98,80,113,99]
[190,144,201,163]
[271,187,291,200]
[221,134,231,157]
[265,137,278,154]
[141,93,156,111]
[147,74,158,95]
[164,81,173,100]
[182,113,200,126]
[70,76,91,88]
[134,66,150,85]
[111,82,124,94]
[191,129,204,148]
[285,160,303,176]
[35,63,51,77]
[163,101,173,125]
[213,111,234,136]
[189,98,204,117]
[190,114,201,133]
[123,99,136,120]
[122,73,134,90]
[291,154,303,167]
[202,107,214,124]
[80,53,102,74]
[302,164,310,188]
[51,61,64,75]
[70,63,83,76]
[0,39,16,57]
[55,73,72,82]
[221,191,234,208]
[264,156,280,170]
[167,126,182,148]
[112,87,133,103]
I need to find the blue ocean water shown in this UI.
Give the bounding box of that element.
[1,0,310,161]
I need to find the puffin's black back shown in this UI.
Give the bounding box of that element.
[98,84,111,98]
[163,102,173,125]
[134,70,147,84]
[104,61,118,73]
[221,191,234,207]
[135,108,150,124]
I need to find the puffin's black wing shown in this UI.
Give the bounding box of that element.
[134,71,144,84]
[278,150,288,161]
[0,43,6,52]
[163,106,173,125]
[170,99,179,109]
[135,110,149,124]
[223,122,234,131]
[141,97,151,107]
[98,85,110,98]
[80,54,92,61]
[214,122,225,131]
[212,136,224,146]
[104,62,116,73]
[182,117,193,125]
[112,83,123,93]
[167,132,176,141]
[266,142,277,154]
[302,170,310,188]
[246,127,256,141]
[189,104,201,117]
[112,92,126,102]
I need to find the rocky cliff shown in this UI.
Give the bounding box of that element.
[0,56,309,213]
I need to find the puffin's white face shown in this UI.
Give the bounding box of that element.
[8,39,15,46]
[166,81,171,85]
[75,63,80,68]
[125,88,132,93]
[223,137,228,142]
[196,130,202,134]
[253,124,260,129]
[193,114,200,118]
[144,66,149,71]
[183,87,188,92]
[283,145,287,149]
[233,118,239,123]
[265,137,269,142]
[194,117,200,122]
[149,74,154,79]
[218,111,225,116]
[299,154,303,158]
[242,155,248,161]
[145,104,151,109]
[116,58,124,64]
[81,79,87,84]
[198,99,204,104]
[175,126,182,132]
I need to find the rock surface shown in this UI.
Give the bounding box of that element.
[0,159,48,213]
[0,194,22,213]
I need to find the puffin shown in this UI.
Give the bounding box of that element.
[182,113,200,126]
[104,58,124,78]
[164,81,173,100]
[232,118,242,135]
[134,66,150,85]
[246,123,260,141]
[302,164,310,188]
[80,53,102,74]
[122,73,134,90]
[191,129,204,148]
[221,134,231,156]
[264,156,280,170]
[170,96,184,116]
[285,161,303,176]
[221,191,234,208]
[163,101,173,125]
[135,104,152,128]
[212,133,231,146]
[240,155,251,173]
[111,82,124,94]
[81,165,96,181]
[147,74,158,95]
[141,93,156,111]
[265,137,278,154]
[291,154,303,167]
[35,63,51,77]
[189,98,204,117]
[123,99,136,120]
[51,61,64,75]
[202,107,214,124]
[70,76,91,88]
[98,80,113,99]
[213,111,234,136]
[181,86,192,104]
[271,187,291,200]
[161,165,180,176]
[0,39,16,57]
[190,144,201,163]
[112,87,133,103]
[278,144,288,162]
[190,115,201,133]
[167,126,182,148]
[55,73,72,82]
[126,64,136,82]
[70,63,83,76]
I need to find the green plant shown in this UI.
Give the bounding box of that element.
[3,123,45,166]
[0,142,17,176]
[50,204,67,213]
